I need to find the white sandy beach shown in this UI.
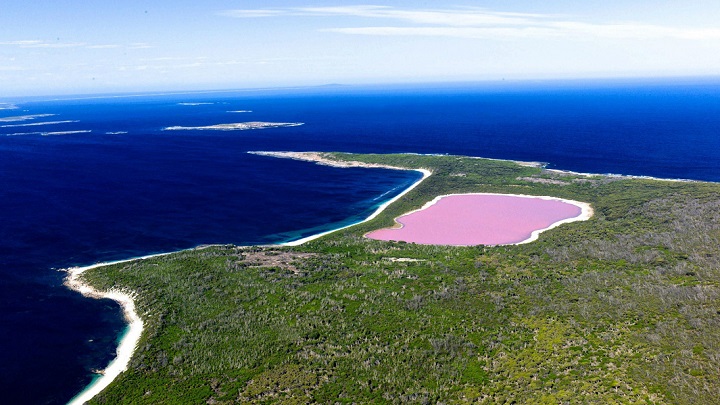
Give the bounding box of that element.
[510,195,593,244]
[61,152,431,404]
[282,167,432,246]
[256,151,433,246]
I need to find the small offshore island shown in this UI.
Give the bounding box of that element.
[67,152,720,404]
[163,122,303,131]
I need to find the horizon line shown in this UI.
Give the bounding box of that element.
[3,74,720,103]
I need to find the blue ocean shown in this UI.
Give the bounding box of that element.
[1,78,719,404]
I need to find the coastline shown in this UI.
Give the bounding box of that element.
[365,193,593,246]
[63,252,172,405]
[282,167,431,246]
[512,195,593,245]
[251,151,433,246]
[543,168,699,183]
[62,152,430,404]
[249,150,423,171]
[250,150,545,170]
[63,248,224,404]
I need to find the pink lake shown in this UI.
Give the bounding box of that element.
[366,193,590,246]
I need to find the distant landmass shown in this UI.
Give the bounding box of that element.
[163,122,304,131]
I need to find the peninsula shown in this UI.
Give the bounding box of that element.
[67,152,720,404]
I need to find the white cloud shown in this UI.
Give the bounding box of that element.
[129,43,154,49]
[298,5,545,27]
[219,9,286,18]
[221,5,720,41]
[322,26,560,39]
[0,40,158,51]
[546,21,720,40]
[0,39,86,48]
[0,40,44,46]
[324,24,720,41]
[30,42,86,48]
[0,65,26,71]
[86,44,121,49]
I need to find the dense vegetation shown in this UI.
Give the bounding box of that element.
[79,153,720,404]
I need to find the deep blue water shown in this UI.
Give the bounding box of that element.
[1,79,719,404]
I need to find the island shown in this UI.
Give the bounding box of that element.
[0,113,55,122]
[162,122,303,131]
[66,152,720,404]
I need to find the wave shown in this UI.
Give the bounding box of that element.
[163,122,303,131]
[0,103,18,110]
[372,184,404,201]
[228,110,252,113]
[0,114,56,123]
[106,131,128,135]
[1,120,79,128]
[177,102,213,106]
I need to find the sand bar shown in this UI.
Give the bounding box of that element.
[366,193,592,246]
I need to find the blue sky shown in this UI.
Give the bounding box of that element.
[2,1,719,96]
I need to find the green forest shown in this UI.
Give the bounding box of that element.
[78,153,720,404]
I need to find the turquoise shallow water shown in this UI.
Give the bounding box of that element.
[1,79,719,404]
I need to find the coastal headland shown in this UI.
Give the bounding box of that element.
[66,152,720,404]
